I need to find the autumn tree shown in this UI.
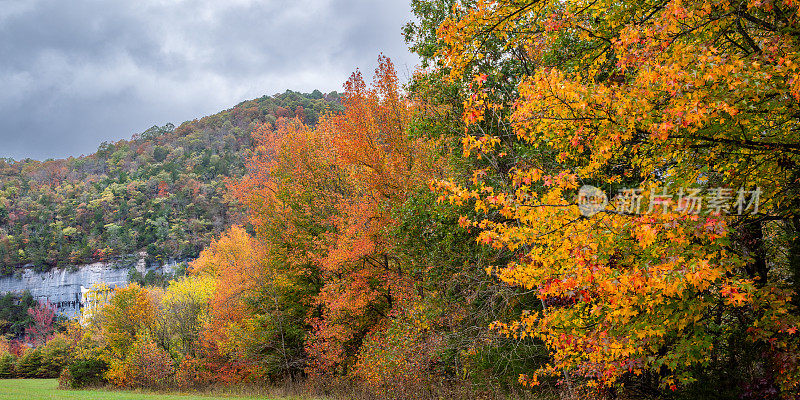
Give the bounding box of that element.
[25,300,56,347]
[220,56,447,387]
[98,285,156,349]
[190,224,312,381]
[431,0,800,396]
[153,274,216,358]
[303,57,445,381]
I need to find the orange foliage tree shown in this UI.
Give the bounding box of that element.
[433,0,800,395]
[221,56,444,383]
[306,57,442,380]
[189,225,301,382]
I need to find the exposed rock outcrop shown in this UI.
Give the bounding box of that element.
[0,258,181,318]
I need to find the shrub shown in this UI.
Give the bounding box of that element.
[68,358,108,388]
[175,355,209,389]
[16,348,42,378]
[122,337,176,389]
[0,352,15,378]
[351,305,445,396]
[38,336,71,378]
[57,368,73,389]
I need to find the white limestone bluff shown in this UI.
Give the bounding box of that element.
[0,256,181,318]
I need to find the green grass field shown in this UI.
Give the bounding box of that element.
[0,379,291,400]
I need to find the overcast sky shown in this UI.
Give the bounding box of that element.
[0,0,419,160]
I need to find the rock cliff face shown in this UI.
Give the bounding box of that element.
[0,258,179,318]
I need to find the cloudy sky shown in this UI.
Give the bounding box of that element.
[0,0,419,160]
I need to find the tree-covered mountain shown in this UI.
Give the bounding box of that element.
[0,90,342,275]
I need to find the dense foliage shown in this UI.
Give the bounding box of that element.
[17,58,539,398]
[429,0,800,397]
[0,90,341,274]
[0,292,36,338]
[2,1,800,398]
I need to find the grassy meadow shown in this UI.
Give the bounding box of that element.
[0,379,299,400]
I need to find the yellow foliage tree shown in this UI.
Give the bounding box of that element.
[434,0,800,394]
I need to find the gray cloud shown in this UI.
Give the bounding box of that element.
[0,0,419,159]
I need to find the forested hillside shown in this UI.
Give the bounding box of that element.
[0,90,342,274]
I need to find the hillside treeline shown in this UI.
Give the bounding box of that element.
[0,91,341,274]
